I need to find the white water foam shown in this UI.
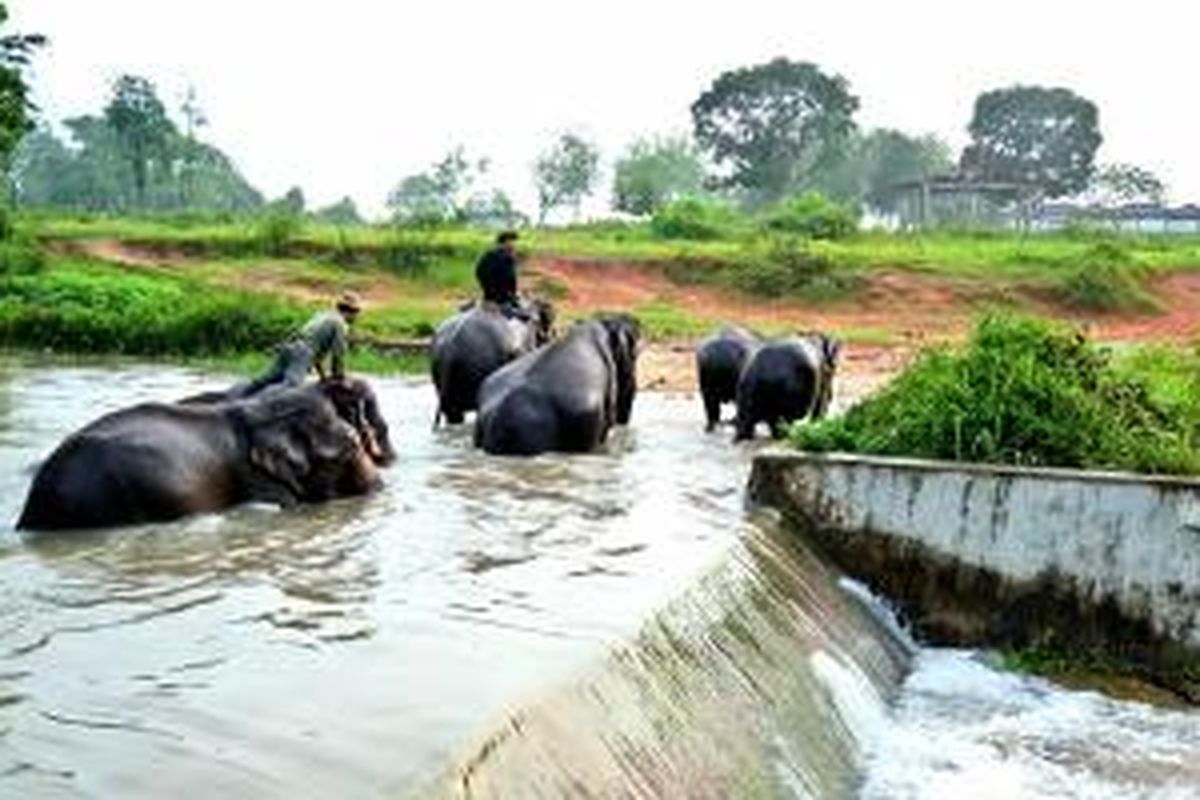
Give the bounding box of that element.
[861,649,1200,800]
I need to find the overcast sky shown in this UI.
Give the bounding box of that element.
[12,1,1199,217]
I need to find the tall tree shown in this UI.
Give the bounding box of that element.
[104,75,175,207]
[860,129,953,211]
[0,2,45,172]
[460,189,524,228]
[959,85,1102,199]
[387,146,487,224]
[612,135,705,216]
[690,57,858,205]
[14,114,261,213]
[533,131,599,223]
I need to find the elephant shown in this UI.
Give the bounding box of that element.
[430,299,555,426]
[474,314,641,456]
[180,376,395,466]
[734,332,840,442]
[17,383,381,532]
[695,325,762,431]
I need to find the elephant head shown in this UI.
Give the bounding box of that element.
[243,387,380,504]
[598,313,642,425]
[805,332,841,419]
[318,376,396,465]
[530,298,557,346]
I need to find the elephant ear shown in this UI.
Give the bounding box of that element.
[248,425,310,500]
[821,335,842,371]
[812,334,841,420]
[534,300,557,345]
[601,316,640,425]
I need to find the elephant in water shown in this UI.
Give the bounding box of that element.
[430,299,556,426]
[18,383,381,532]
[474,314,641,456]
[181,376,396,467]
[734,332,840,442]
[695,325,762,431]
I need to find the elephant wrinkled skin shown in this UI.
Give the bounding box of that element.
[695,325,762,431]
[474,314,640,456]
[734,333,840,441]
[430,300,555,426]
[18,384,380,532]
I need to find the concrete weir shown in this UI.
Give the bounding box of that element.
[747,451,1200,700]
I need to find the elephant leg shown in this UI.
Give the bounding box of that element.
[733,412,755,442]
[703,393,721,432]
[444,408,465,425]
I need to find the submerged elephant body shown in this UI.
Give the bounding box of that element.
[474,315,640,456]
[18,385,380,532]
[695,326,761,431]
[734,333,840,441]
[181,376,395,466]
[430,301,554,425]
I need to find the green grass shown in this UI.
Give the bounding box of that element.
[28,211,1200,287]
[0,254,425,373]
[793,314,1200,475]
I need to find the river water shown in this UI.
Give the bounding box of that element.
[0,359,1196,798]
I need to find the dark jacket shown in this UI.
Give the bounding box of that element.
[475,246,518,304]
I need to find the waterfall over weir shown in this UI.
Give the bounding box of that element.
[422,515,913,798]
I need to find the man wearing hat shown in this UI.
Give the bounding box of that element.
[242,292,362,395]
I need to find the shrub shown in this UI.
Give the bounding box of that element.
[793,314,1200,474]
[0,238,46,275]
[254,209,305,256]
[761,191,859,240]
[650,196,740,241]
[1055,242,1157,312]
[378,228,447,276]
[0,265,306,356]
[728,236,859,299]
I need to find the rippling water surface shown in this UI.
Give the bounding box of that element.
[0,359,760,797]
[0,358,1196,799]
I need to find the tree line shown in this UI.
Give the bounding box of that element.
[0,5,1169,226]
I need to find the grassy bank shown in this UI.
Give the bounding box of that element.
[793,314,1200,475]
[0,244,427,374]
[26,210,1200,282]
[12,211,1200,366]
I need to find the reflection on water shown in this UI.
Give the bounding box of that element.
[0,358,758,798]
[0,357,1197,799]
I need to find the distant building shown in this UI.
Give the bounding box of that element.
[889,175,1039,230]
[1031,203,1200,234]
[889,175,1200,235]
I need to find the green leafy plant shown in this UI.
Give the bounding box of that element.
[760,191,859,240]
[793,314,1200,474]
[650,196,741,241]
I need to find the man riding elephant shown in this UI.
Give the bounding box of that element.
[475,230,527,320]
[242,292,363,396]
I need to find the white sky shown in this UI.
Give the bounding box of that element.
[11,1,1200,218]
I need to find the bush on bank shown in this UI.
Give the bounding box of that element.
[0,261,307,356]
[792,314,1200,475]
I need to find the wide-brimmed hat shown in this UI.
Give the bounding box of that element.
[336,292,363,313]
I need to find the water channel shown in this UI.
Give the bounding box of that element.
[0,358,1195,798]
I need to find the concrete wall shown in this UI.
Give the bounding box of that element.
[748,452,1200,698]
